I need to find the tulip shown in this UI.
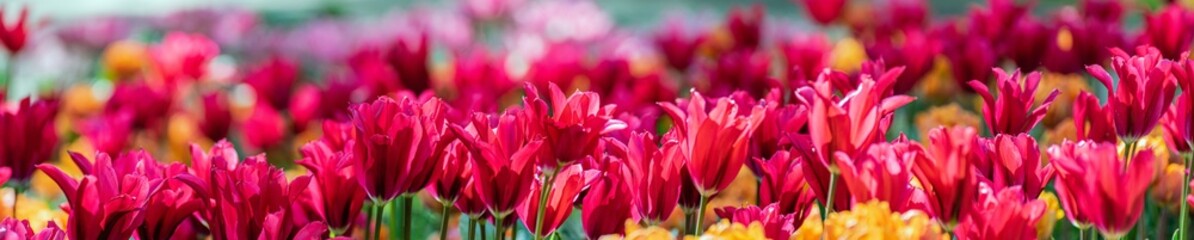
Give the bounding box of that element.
[969,69,1060,135]
[524,44,587,94]
[199,92,232,141]
[658,90,764,233]
[289,85,322,131]
[37,151,162,240]
[0,97,58,187]
[150,31,219,83]
[1073,92,1117,143]
[954,185,1047,240]
[974,134,1054,198]
[1006,17,1049,70]
[1050,140,1155,239]
[1169,58,1194,239]
[864,29,939,94]
[0,217,65,240]
[0,5,29,55]
[654,20,703,71]
[781,34,832,90]
[321,120,355,151]
[726,5,763,50]
[913,126,982,226]
[516,164,594,239]
[750,95,808,165]
[451,110,545,240]
[881,0,928,30]
[624,131,684,224]
[836,141,924,212]
[105,82,172,130]
[244,56,299,109]
[137,156,205,240]
[298,140,365,235]
[754,150,817,224]
[348,47,401,98]
[714,203,796,240]
[942,30,998,90]
[1081,0,1124,24]
[427,141,472,240]
[189,143,323,240]
[797,0,845,25]
[523,82,624,168]
[450,50,514,120]
[386,33,432,93]
[78,109,133,156]
[701,50,777,98]
[587,57,677,116]
[242,102,286,151]
[581,158,634,239]
[1141,5,1194,59]
[966,0,1032,42]
[1086,46,1177,144]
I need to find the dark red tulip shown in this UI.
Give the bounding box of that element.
[879,0,928,30]
[974,134,1053,198]
[782,34,831,90]
[715,203,796,240]
[199,92,233,141]
[350,96,452,202]
[654,20,704,71]
[942,30,998,89]
[754,150,816,220]
[523,82,625,167]
[1086,46,1177,143]
[797,0,845,25]
[451,110,545,218]
[954,185,1047,240]
[677,167,702,210]
[298,140,366,234]
[0,217,65,240]
[1141,5,1194,59]
[726,5,764,50]
[137,154,205,240]
[386,33,432,93]
[78,109,133,156]
[751,93,808,163]
[38,151,163,240]
[967,0,1033,43]
[582,157,634,239]
[1081,0,1124,23]
[1050,140,1155,237]
[454,178,488,218]
[244,56,299,109]
[0,97,58,185]
[1006,16,1049,70]
[1073,92,1117,143]
[242,103,286,151]
[0,5,29,54]
[865,29,938,94]
[660,90,764,196]
[969,69,1060,134]
[913,126,982,223]
[837,141,924,212]
[1042,7,1128,74]
[701,50,777,98]
[105,82,172,130]
[150,32,219,82]
[587,57,677,116]
[624,131,684,223]
[189,143,322,240]
[429,141,472,204]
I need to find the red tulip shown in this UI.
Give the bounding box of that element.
[1086,46,1177,143]
[677,167,703,210]
[38,151,163,240]
[715,203,796,240]
[523,82,624,167]
[587,57,678,117]
[864,29,939,94]
[660,90,765,196]
[242,102,286,151]
[298,140,366,234]
[450,50,514,120]
[454,178,489,218]
[1006,16,1049,70]
[244,56,299,109]
[0,217,65,240]
[105,82,171,130]
[189,143,322,240]
[0,97,58,185]
[837,141,924,212]
[517,164,596,238]
[321,120,355,151]
[451,110,545,218]
[524,44,587,93]
[78,109,133,156]
[386,33,432,93]
[974,134,1053,198]
[881,0,928,30]
[754,150,816,220]
[350,96,452,202]
[348,47,401,98]
[726,5,764,50]
[751,95,808,165]
[782,34,832,89]
[970,69,1060,135]
[0,5,28,54]
[701,50,777,98]
[1041,7,1128,74]
[429,141,472,204]
[0,167,9,187]
[1166,57,1194,154]
[913,126,982,223]
[289,84,322,132]
[624,131,684,223]
[654,20,704,71]
[942,30,998,89]
[954,185,1047,240]
[797,0,845,25]
[1082,0,1124,24]
[150,31,219,83]
[1049,140,1155,238]
[582,157,634,239]
[967,0,1032,42]
[1073,92,1117,143]
[199,92,233,141]
[1141,5,1194,59]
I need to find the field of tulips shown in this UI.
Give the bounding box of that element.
[6,0,1194,239]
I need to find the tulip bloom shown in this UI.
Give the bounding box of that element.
[105,82,171,130]
[1006,17,1049,70]
[517,164,595,238]
[242,102,286,151]
[1073,92,1117,143]
[715,203,796,240]
[350,96,452,202]
[654,20,703,71]
[797,0,844,25]
[451,110,544,220]
[954,185,1047,240]
[970,69,1060,135]
[386,33,431,93]
[244,56,299,109]
[150,31,219,83]
[974,134,1053,198]
[429,141,472,204]
[1167,57,1194,154]
[0,217,65,240]
[523,82,624,167]
[0,5,29,54]
[199,92,233,141]
[189,143,324,240]
[1050,140,1155,238]
[38,151,162,240]
[865,29,939,94]
[298,140,366,234]
[702,50,777,98]
[1140,5,1194,59]
[726,5,763,50]
[0,97,58,185]
[754,150,817,222]
[913,126,981,224]
[660,90,764,196]
[1086,46,1177,143]
[581,158,634,239]
[624,131,684,223]
[79,109,133,156]
[837,141,923,212]
[942,31,998,89]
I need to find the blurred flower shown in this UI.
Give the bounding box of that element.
[798,0,845,25]
[654,20,704,71]
[297,140,365,234]
[659,90,764,197]
[954,185,1047,240]
[1140,4,1194,59]
[0,217,64,240]
[829,38,867,73]
[244,56,298,110]
[523,82,624,167]
[941,29,998,90]
[582,158,634,239]
[792,200,947,240]
[101,41,148,80]
[624,132,683,223]
[523,44,587,93]
[451,110,544,219]
[1086,46,1177,143]
[55,16,130,51]
[973,134,1053,198]
[450,50,515,120]
[1153,163,1187,213]
[386,33,432,93]
[0,5,29,54]
[838,141,924,212]
[1167,58,1194,155]
[1006,16,1049,70]
[782,34,831,90]
[462,0,524,21]
[1036,73,1089,128]
[78,109,133,156]
[880,0,929,31]
[914,103,981,140]
[754,150,816,221]
[914,126,980,224]
[714,203,794,240]
[865,29,939,94]
[150,32,219,83]
[351,96,451,202]
[700,50,776,98]
[0,97,59,185]
[199,92,233,141]
[241,102,285,151]
[1037,192,1063,239]
[1049,140,1155,238]
[725,5,763,50]
[970,69,1059,135]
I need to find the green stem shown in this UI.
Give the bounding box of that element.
[694,195,709,235]
[823,173,839,240]
[481,220,488,240]
[3,53,14,99]
[440,201,452,240]
[403,196,413,240]
[495,216,506,240]
[534,170,557,240]
[469,217,478,240]
[1080,228,1085,240]
[11,188,18,219]
[682,209,693,236]
[376,200,388,240]
[1182,153,1193,240]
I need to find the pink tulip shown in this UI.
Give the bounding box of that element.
[660,90,765,196]
[624,131,684,223]
[913,126,982,223]
[754,150,817,220]
[298,140,365,234]
[0,97,58,185]
[974,134,1053,198]
[350,96,452,202]
[954,185,1047,240]
[1050,140,1155,238]
[1086,46,1177,143]
[969,69,1060,134]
